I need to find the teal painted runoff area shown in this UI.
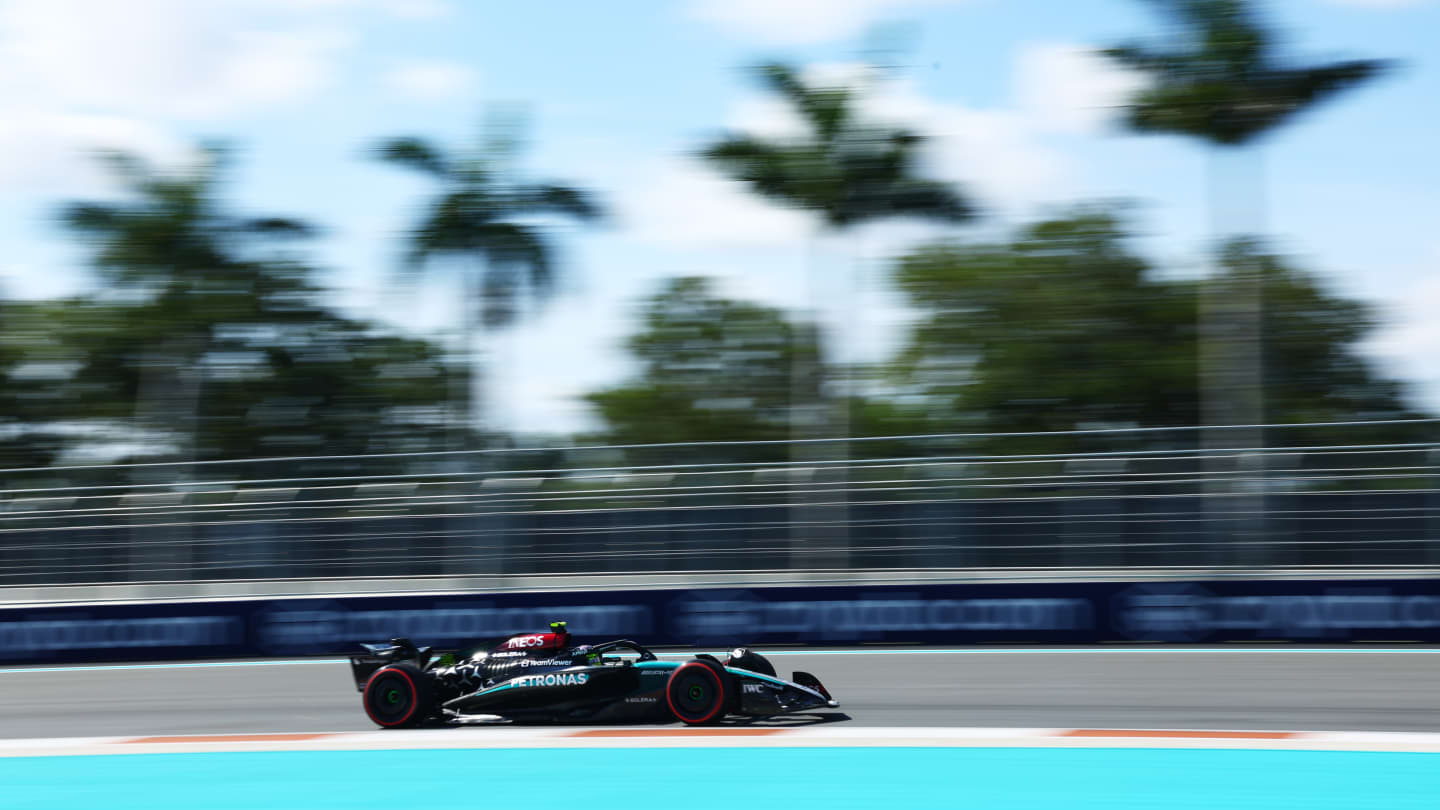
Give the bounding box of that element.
[5,747,1439,809]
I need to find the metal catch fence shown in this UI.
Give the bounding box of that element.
[2,420,1438,587]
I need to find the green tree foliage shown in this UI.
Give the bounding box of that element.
[41,147,455,476]
[63,148,316,291]
[701,63,974,229]
[1103,0,1390,146]
[893,208,1425,453]
[585,277,822,464]
[1235,239,1429,447]
[0,294,72,469]
[44,284,455,468]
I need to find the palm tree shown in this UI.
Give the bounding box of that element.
[63,145,315,461]
[374,123,603,445]
[63,145,317,581]
[703,64,974,230]
[701,62,974,565]
[1103,0,1389,563]
[65,146,314,291]
[703,62,974,417]
[1104,1,1387,147]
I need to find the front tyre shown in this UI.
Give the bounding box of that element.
[363,662,433,728]
[666,659,728,725]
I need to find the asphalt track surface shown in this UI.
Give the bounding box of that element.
[6,648,1440,739]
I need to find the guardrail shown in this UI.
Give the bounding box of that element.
[2,420,1438,588]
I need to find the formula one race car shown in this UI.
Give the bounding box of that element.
[349,622,838,727]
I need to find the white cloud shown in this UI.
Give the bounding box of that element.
[217,28,351,112]
[274,0,456,18]
[0,0,388,194]
[863,79,1071,213]
[727,96,805,140]
[0,1,350,121]
[1321,0,1430,8]
[617,157,815,248]
[372,0,455,19]
[0,0,470,194]
[1015,42,1148,135]
[1361,251,1440,411]
[689,0,960,45]
[0,111,194,195]
[383,61,476,101]
[489,294,629,434]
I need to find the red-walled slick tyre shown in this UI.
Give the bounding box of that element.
[666,659,728,725]
[363,662,433,728]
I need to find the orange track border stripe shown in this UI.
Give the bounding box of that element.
[121,733,335,744]
[1062,729,1298,740]
[568,729,786,737]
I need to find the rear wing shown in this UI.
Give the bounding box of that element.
[347,638,434,692]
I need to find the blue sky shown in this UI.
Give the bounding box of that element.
[0,0,1436,434]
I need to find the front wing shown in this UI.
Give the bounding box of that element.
[727,666,838,716]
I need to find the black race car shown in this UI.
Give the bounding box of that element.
[349,622,838,727]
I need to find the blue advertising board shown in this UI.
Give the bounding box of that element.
[2,578,1438,664]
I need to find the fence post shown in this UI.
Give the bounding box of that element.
[1429,447,1440,567]
[475,476,542,577]
[1232,450,1267,571]
[1062,457,1127,568]
[125,490,187,584]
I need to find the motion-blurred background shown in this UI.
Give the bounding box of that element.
[1,0,1437,589]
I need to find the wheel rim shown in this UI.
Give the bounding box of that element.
[366,671,416,725]
[670,665,722,721]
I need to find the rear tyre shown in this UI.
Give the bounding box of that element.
[666,659,728,725]
[363,662,433,728]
